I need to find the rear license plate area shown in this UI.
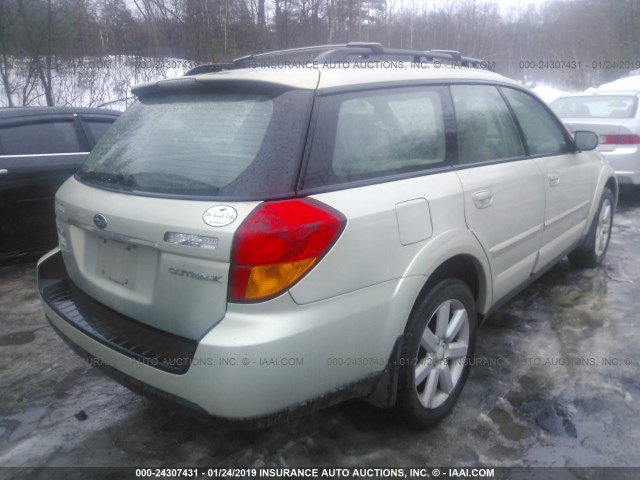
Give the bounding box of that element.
[96,238,137,287]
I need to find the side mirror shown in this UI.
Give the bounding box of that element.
[574,130,598,151]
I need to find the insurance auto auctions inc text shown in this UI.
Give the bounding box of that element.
[247,467,495,477]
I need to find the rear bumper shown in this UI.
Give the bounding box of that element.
[38,249,421,422]
[602,147,640,184]
[39,250,197,374]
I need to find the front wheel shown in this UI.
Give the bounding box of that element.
[394,279,477,429]
[568,188,614,268]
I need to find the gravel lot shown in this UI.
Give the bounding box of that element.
[1,188,639,477]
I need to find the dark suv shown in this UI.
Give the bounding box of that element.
[0,107,120,259]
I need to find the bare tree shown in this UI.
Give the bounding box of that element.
[0,1,19,106]
[16,0,60,106]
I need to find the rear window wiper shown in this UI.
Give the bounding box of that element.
[79,170,136,186]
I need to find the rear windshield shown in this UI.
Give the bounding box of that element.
[77,87,313,199]
[551,95,638,119]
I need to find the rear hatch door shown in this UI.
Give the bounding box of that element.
[57,181,257,339]
[56,74,317,339]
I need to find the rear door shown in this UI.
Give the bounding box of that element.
[0,114,89,254]
[451,84,545,303]
[299,84,460,303]
[502,87,599,270]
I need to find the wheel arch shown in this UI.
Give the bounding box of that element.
[583,168,618,237]
[368,232,492,410]
[415,254,488,316]
[605,175,618,207]
[403,229,493,317]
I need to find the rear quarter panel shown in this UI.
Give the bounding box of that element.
[290,171,492,333]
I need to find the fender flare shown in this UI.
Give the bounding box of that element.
[402,228,493,314]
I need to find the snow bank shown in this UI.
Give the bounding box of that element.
[530,83,572,104]
[595,74,640,92]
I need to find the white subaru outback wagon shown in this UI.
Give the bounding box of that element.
[38,43,617,428]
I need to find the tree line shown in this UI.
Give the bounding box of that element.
[1,0,638,106]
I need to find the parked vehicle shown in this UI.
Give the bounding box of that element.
[551,91,640,186]
[0,107,120,259]
[38,44,617,429]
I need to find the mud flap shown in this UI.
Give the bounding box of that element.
[364,335,403,408]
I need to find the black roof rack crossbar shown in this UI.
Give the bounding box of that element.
[184,43,489,76]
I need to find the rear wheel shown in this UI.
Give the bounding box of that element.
[568,188,614,268]
[394,279,477,429]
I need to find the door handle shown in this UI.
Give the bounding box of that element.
[0,169,8,176]
[472,190,493,209]
[548,173,560,187]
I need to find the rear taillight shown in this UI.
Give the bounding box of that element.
[230,198,346,302]
[600,134,640,145]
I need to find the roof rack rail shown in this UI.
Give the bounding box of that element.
[184,63,236,75]
[184,43,489,76]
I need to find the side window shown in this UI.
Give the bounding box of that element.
[84,119,116,144]
[450,84,524,164]
[502,87,571,156]
[304,87,447,187]
[0,120,83,155]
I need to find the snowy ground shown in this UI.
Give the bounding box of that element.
[1,188,640,476]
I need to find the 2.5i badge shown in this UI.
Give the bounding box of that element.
[203,205,238,227]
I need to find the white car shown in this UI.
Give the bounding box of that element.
[551,90,640,186]
[38,43,617,429]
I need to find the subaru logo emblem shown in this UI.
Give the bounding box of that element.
[93,214,108,229]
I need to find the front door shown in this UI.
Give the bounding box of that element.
[451,84,545,303]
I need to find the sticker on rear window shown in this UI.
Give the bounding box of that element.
[203,205,238,227]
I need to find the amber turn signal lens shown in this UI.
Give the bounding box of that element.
[245,258,317,300]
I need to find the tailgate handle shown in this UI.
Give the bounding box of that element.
[548,173,560,187]
[0,169,8,176]
[472,190,493,209]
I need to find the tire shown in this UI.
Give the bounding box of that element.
[394,279,477,429]
[568,188,614,268]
